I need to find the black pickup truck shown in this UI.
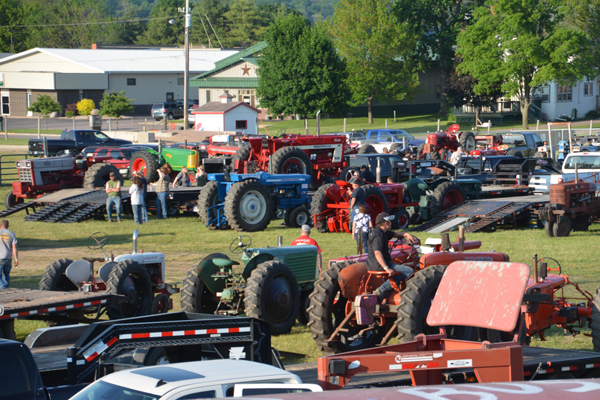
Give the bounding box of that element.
[28,129,131,155]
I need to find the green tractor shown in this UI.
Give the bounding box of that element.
[181,236,320,335]
[129,144,199,182]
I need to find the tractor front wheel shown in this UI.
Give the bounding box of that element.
[83,163,123,189]
[197,181,221,228]
[553,215,572,237]
[285,205,310,228]
[4,191,23,209]
[358,144,377,154]
[224,179,273,232]
[393,209,410,229]
[180,253,228,314]
[245,261,299,335]
[459,132,476,153]
[545,220,555,238]
[106,260,153,319]
[339,166,360,183]
[310,183,334,233]
[129,151,160,182]
[416,143,427,160]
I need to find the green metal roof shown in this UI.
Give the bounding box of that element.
[192,42,266,79]
[190,77,259,88]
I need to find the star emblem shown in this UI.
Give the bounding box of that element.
[241,63,251,76]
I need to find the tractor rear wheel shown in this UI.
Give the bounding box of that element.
[358,144,377,154]
[39,258,77,291]
[573,215,591,231]
[432,181,466,211]
[459,131,476,153]
[553,215,572,237]
[416,143,426,160]
[271,147,312,175]
[106,260,153,319]
[591,287,600,352]
[362,184,388,219]
[224,179,273,232]
[308,261,383,354]
[83,163,122,189]
[180,253,227,314]
[339,166,360,183]
[285,205,310,228]
[245,261,299,335]
[232,143,251,170]
[297,290,311,325]
[4,191,23,209]
[544,220,555,238]
[197,181,220,227]
[129,151,160,182]
[310,183,334,233]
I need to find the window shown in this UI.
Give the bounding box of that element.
[236,120,248,129]
[127,78,136,86]
[557,85,572,102]
[109,150,124,159]
[27,93,32,108]
[1,93,10,115]
[584,82,593,96]
[178,78,184,85]
[540,86,550,102]
[206,90,211,103]
[177,390,217,399]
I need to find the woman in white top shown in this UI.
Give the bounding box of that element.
[352,205,373,255]
[129,176,145,224]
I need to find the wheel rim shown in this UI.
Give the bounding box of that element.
[343,168,359,181]
[396,211,409,229]
[132,159,146,175]
[266,276,294,324]
[365,195,385,219]
[465,136,476,151]
[281,157,307,174]
[294,210,309,226]
[239,190,267,224]
[441,189,464,210]
[155,296,169,313]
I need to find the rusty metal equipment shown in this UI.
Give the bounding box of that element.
[419,124,476,160]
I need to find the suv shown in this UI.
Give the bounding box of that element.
[152,102,185,120]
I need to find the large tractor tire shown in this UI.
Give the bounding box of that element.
[129,150,160,182]
[297,290,311,325]
[362,184,388,218]
[572,215,591,231]
[232,143,251,170]
[284,205,310,228]
[507,149,524,159]
[106,260,153,319]
[39,258,76,291]
[83,163,122,189]
[309,183,334,233]
[591,287,600,352]
[432,181,466,211]
[197,181,221,227]
[339,166,360,183]
[459,131,476,153]
[308,261,383,354]
[358,144,377,154]
[245,261,299,335]
[416,143,427,160]
[180,253,227,314]
[271,147,312,175]
[4,191,23,209]
[553,215,572,237]
[224,179,273,232]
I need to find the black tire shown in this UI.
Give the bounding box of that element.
[151,293,170,314]
[224,179,273,232]
[286,205,310,228]
[592,287,600,352]
[271,147,312,175]
[459,131,476,152]
[180,253,228,313]
[4,191,23,209]
[572,215,591,231]
[245,261,299,335]
[534,152,545,158]
[545,220,555,238]
[483,323,529,345]
[167,113,174,120]
[297,290,311,325]
[553,215,572,237]
[392,209,410,229]
[430,149,441,160]
[308,262,383,354]
[339,166,360,183]
[358,144,377,154]
[143,347,170,365]
[232,143,251,171]
[129,150,160,182]
[310,183,334,233]
[432,181,466,211]
[106,260,153,319]
[83,163,122,189]
[507,150,524,159]
[416,143,426,160]
[362,184,388,217]
[197,181,220,227]
[39,258,76,291]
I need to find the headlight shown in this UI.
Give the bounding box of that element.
[16,162,20,167]
[25,162,31,167]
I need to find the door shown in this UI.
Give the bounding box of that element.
[166,92,174,102]
[1,92,9,115]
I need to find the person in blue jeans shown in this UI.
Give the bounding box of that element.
[135,170,149,223]
[0,219,18,289]
[153,166,170,219]
[105,172,122,222]
[129,176,144,224]
[352,205,372,255]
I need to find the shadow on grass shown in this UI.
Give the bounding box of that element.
[20,232,170,249]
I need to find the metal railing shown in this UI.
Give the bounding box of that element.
[0,154,40,186]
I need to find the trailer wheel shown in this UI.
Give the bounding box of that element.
[358,144,377,154]
[271,147,312,175]
[308,261,383,354]
[106,260,153,319]
[297,290,311,325]
[432,181,466,211]
[83,163,123,189]
[572,215,591,231]
[459,131,476,152]
[129,150,160,182]
[553,215,572,237]
[310,183,334,233]
[180,253,228,314]
[392,209,410,229]
[224,179,273,232]
[285,205,310,228]
[245,261,299,335]
[39,258,76,291]
[151,293,170,314]
[545,220,555,238]
[4,191,23,209]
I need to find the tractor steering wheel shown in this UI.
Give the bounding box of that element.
[274,129,286,138]
[230,235,252,254]
[390,236,418,256]
[87,232,110,250]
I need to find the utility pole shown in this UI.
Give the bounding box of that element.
[182,1,191,130]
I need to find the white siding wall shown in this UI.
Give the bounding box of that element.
[541,80,598,120]
[1,72,56,89]
[109,73,204,105]
[213,62,258,78]
[195,113,224,131]
[1,53,98,73]
[224,107,258,134]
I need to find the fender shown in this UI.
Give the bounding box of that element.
[195,256,226,295]
[420,251,509,268]
[338,262,368,299]
[242,253,274,280]
[325,183,347,203]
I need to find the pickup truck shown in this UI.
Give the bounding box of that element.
[529,152,600,192]
[351,129,424,153]
[28,129,131,156]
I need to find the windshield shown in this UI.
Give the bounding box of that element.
[500,134,526,148]
[564,155,600,169]
[152,103,163,110]
[70,380,159,400]
[389,130,411,138]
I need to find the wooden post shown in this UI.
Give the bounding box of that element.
[394,111,396,122]
[437,119,441,131]
[144,118,147,131]
[568,122,572,151]
[72,117,75,129]
[488,120,491,133]
[4,116,7,141]
[109,118,112,132]
[591,120,593,135]
[547,123,553,160]
[37,115,41,139]
[536,120,540,130]
[305,118,308,135]
[344,118,347,133]
[458,226,465,252]
[385,119,388,129]
[132,117,134,131]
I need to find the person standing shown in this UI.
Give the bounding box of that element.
[172,167,191,187]
[359,165,376,183]
[291,224,322,274]
[450,146,464,165]
[129,176,144,224]
[154,166,171,220]
[195,165,207,187]
[0,220,18,289]
[136,171,149,223]
[347,178,365,228]
[105,172,122,222]
[352,205,372,254]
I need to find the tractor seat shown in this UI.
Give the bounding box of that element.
[212,258,240,267]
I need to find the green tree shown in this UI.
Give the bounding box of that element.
[222,0,268,48]
[330,0,422,124]
[457,0,590,128]
[392,0,484,116]
[137,0,182,45]
[190,0,229,48]
[257,15,350,119]
[567,0,600,76]
[99,91,135,129]
[28,95,63,132]
[0,0,27,53]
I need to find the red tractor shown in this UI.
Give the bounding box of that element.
[5,154,124,209]
[308,235,510,354]
[418,124,476,160]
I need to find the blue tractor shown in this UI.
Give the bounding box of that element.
[197,171,312,231]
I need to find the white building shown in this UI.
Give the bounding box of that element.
[192,93,259,133]
[535,79,599,121]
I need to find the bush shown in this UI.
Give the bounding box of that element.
[65,103,77,118]
[77,99,95,116]
[585,109,600,120]
[65,111,76,118]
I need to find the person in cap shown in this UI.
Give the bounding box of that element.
[291,224,322,273]
[105,172,122,222]
[367,211,417,301]
[347,178,365,230]
[359,165,376,183]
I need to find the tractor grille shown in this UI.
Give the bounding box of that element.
[18,169,33,183]
[284,252,318,284]
[549,189,568,205]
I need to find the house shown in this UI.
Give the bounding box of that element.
[192,93,259,133]
[534,79,599,121]
[0,47,238,117]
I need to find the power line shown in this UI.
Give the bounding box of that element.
[0,16,177,29]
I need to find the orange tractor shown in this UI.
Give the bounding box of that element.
[418,124,477,160]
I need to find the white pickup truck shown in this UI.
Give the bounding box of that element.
[529,152,600,192]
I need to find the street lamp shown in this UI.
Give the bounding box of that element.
[171,1,191,130]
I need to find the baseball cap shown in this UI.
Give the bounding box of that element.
[109,172,116,177]
[376,212,395,225]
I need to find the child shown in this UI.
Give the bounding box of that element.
[352,205,372,255]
